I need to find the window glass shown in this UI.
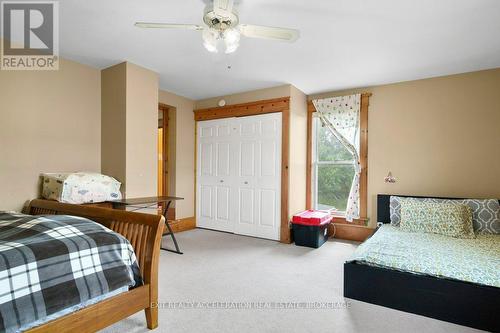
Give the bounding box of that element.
[313,117,356,213]
[317,164,355,211]
[317,123,353,162]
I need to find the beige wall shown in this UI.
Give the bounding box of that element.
[310,68,500,226]
[0,58,101,211]
[101,63,127,192]
[125,63,159,197]
[101,62,159,199]
[158,90,196,219]
[288,85,308,218]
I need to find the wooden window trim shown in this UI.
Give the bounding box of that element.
[306,93,371,226]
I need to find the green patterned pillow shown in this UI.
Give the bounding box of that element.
[400,198,475,238]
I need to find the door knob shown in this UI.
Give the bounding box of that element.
[220,180,224,183]
[244,181,248,184]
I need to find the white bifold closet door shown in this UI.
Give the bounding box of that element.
[196,112,282,240]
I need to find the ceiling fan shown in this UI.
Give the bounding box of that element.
[135,0,300,54]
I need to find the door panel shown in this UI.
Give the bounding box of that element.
[200,143,213,176]
[216,142,230,177]
[239,142,255,177]
[260,140,276,177]
[200,126,213,138]
[261,118,278,135]
[217,124,231,137]
[260,190,276,227]
[240,121,257,136]
[216,186,230,221]
[239,188,254,224]
[200,186,213,219]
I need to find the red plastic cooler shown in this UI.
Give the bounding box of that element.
[291,210,333,248]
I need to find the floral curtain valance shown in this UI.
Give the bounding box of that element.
[313,94,361,222]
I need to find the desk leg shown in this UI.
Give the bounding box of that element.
[161,201,183,255]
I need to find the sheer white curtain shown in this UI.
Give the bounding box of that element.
[312,94,361,222]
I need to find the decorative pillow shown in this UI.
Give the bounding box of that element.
[400,199,475,238]
[42,172,122,204]
[389,196,403,225]
[390,196,500,234]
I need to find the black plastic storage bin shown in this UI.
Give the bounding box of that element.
[292,223,329,248]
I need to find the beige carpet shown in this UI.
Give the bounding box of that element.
[102,229,482,333]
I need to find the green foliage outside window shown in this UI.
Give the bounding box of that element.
[317,165,354,211]
[317,124,353,162]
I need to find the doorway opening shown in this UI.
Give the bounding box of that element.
[158,103,176,219]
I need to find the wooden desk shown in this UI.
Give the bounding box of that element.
[109,196,184,254]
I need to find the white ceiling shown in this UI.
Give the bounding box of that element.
[57,0,500,99]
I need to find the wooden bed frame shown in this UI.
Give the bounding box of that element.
[24,199,165,333]
[344,194,500,332]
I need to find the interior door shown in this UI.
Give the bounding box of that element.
[234,113,282,240]
[196,119,235,233]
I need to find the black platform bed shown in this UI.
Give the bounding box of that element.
[344,194,500,332]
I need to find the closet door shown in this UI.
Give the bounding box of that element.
[196,113,281,241]
[196,119,235,233]
[234,113,282,240]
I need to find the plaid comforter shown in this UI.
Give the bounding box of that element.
[0,212,142,333]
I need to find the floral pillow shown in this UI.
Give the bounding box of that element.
[400,198,475,239]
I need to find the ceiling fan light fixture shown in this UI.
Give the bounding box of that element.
[223,28,240,54]
[203,39,218,53]
[135,0,300,55]
[224,40,238,54]
[202,28,219,53]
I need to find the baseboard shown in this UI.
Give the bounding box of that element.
[328,223,374,242]
[168,218,372,240]
[166,216,196,233]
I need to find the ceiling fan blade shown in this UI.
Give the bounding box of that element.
[134,22,204,30]
[213,0,234,17]
[239,24,300,42]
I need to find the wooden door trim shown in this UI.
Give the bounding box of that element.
[159,103,172,218]
[194,97,290,121]
[194,97,291,243]
[280,108,290,243]
[160,104,169,197]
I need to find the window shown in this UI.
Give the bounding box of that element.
[307,94,369,223]
[311,116,358,213]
